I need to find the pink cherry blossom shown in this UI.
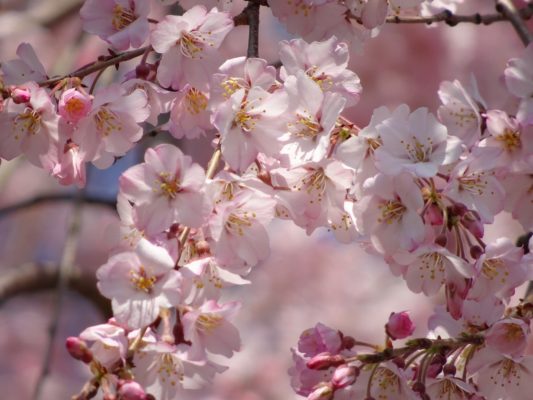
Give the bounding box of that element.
[79,323,128,368]
[208,189,276,271]
[298,322,343,357]
[374,104,462,178]
[151,5,234,90]
[505,43,533,124]
[279,36,362,106]
[122,78,175,126]
[96,239,183,328]
[181,300,241,359]
[355,173,425,254]
[485,318,529,358]
[437,77,485,148]
[167,85,211,139]
[72,84,149,168]
[282,71,346,166]
[213,86,289,172]
[0,81,58,168]
[80,0,150,50]
[425,376,477,400]
[120,143,210,234]
[1,43,47,85]
[58,88,93,124]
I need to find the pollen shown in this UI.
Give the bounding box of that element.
[185,87,208,115]
[233,108,256,132]
[226,212,254,236]
[288,113,321,139]
[13,108,41,137]
[377,199,406,224]
[65,98,86,114]
[496,128,521,152]
[112,4,136,31]
[179,31,205,59]
[196,313,223,332]
[94,107,121,137]
[129,266,157,293]
[158,172,181,199]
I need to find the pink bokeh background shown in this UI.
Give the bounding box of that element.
[0,1,531,399]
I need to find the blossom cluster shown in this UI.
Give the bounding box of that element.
[1,0,532,399]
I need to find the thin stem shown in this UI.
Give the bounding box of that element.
[496,0,533,45]
[38,46,149,87]
[246,1,261,58]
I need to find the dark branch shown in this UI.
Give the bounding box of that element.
[496,0,533,45]
[0,262,111,316]
[0,193,115,219]
[245,1,261,58]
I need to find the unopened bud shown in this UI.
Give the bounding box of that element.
[135,64,151,80]
[426,362,442,379]
[412,381,426,394]
[385,311,415,340]
[341,335,356,350]
[449,203,467,217]
[332,364,358,389]
[470,245,484,260]
[306,352,345,370]
[11,87,31,103]
[65,336,93,363]
[117,380,147,400]
[307,383,334,400]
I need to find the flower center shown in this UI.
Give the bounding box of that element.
[179,31,204,59]
[225,212,255,236]
[65,98,86,115]
[158,172,181,199]
[13,108,41,137]
[288,113,321,139]
[496,128,521,152]
[196,314,223,332]
[377,200,406,224]
[458,172,488,195]
[129,266,157,293]
[306,66,333,91]
[185,88,208,115]
[112,4,136,31]
[481,258,506,280]
[402,137,433,162]
[94,107,121,136]
[221,77,246,98]
[233,108,256,132]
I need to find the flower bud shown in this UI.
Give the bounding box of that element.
[306,352,345,370]
[385,311,415,340]
[65,336,93,363]
[332,364,358,389]
[307,383,334,400]
[135,64,151,80]
[117,380,147,400]
[10,86,31,103]
[341,335,356,350]
[443,363,456,376]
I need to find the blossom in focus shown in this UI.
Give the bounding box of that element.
[151,5,234,90]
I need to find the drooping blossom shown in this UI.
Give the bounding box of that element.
[72,84,149,168]
[213,86,289,172]
[96,239,183,328]
[504,43,533,124]
[151,5,234,90]
[0,81,58,168]
[58,88,93,124]
[80,0,151,50]
[167,85,211,139]
[79,322,128,368]
[120,143,210,234]
[1,43,47,85]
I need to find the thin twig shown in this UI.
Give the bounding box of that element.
[0,193,115,219]
[496,0,533,45]
[38,46,149,87]
[363,5,533,26]
[33,193,85,400]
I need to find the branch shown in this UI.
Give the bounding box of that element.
[245,1,261,58]
[0,193,115,219]
[496,0,533,45]
[38,46,150,87]
[0,262,111,316]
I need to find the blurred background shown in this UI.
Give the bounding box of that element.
[0,0,530,399]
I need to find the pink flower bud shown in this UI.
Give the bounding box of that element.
[385,311,415,340]
[58,88,92,123]
[117,380,147,400]
[65,336,93,363]
[331,364,358,389]
[11,87,31,103]
[306,352,345,370]
[307,383,334,400]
